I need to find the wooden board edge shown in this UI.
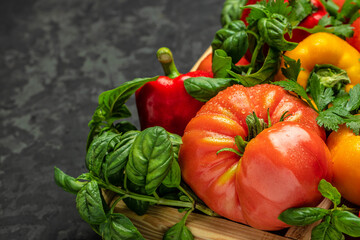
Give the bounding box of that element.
[104,193,292,240]
[190,46,212,72]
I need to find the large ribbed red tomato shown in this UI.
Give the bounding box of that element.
[179,84,332,230]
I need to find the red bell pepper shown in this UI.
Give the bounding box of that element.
[135,47,213,136]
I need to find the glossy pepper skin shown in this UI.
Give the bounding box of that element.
[276,32,360,91]
[327,124,360,206]
[135,48,213,136]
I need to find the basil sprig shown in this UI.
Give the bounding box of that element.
[55,125,201,240]
[279,179,360,239]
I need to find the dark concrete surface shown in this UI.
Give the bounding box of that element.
[0,0,223,239]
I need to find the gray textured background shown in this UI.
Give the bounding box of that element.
[0,0,223,239]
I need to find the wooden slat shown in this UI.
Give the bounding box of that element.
[109,196,291,240]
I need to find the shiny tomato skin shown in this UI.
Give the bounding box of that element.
[236,122,333,230]
[327,125,360,206]
[179,84,328,228]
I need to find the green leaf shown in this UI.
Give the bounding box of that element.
[278,207,329,226]
[311,220,345,240]
[54,167,87,194]
[103,131,140,185]
[332,210,360,237]
[123,181,150,216]
[76,180,107,225]
[258,16,297,51]
[231,48,281,87]
[168,133,182,161]
[308,73,335,112]
[184,76,236,102]
[288,0,313,24]
[318,179,341,207]
[298,14,354,38]
[211,21,248,64]
[281,55,301,82]
[212,49,233,78]
[221,0,248,27]
[344,115,360,135]
[346,84,360,112]
[114,121,138,133]
[162,160,181,188]
[92,77,157,125]
[272,80,313,106]
[86,131,120,177]
[99,213,144,240]
[316,107,349,132]
[163,217,194,240]
[126,127,174,195]
[338,0,360,23]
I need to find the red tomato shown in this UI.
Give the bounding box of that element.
[236,122,332,230]
[179,84,332,230]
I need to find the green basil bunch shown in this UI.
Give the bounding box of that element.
[54,77,200,240]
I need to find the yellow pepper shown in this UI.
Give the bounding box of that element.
[276,32,360,91]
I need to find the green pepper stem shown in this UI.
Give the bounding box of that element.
[157,47,180,79]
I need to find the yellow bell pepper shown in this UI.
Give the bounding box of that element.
[276,32,360,91]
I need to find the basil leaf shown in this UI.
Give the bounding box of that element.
[212,49,232,78]
[211,20,248,64]
[91,77,157,125]
[231,48,281,86]
[221,0,248,27]
[318,180,341,207]
[168,132,182,160]
[184,76,236,102]
[162,160,181,188]
[54,167,87,194]
[278,207,329,226]
[76,180,107,225]
[86,131,120,177]
[99,213,144,240]
[126,126,174,195]
[163,219,194,240]
[332,210,360,237]
[114,121,138,133]
[123,181,150,216]
[103,131,140,185]
[311,221,345,240]
[258,17,297,51]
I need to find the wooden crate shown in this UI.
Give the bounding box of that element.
[105,47,332,239]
